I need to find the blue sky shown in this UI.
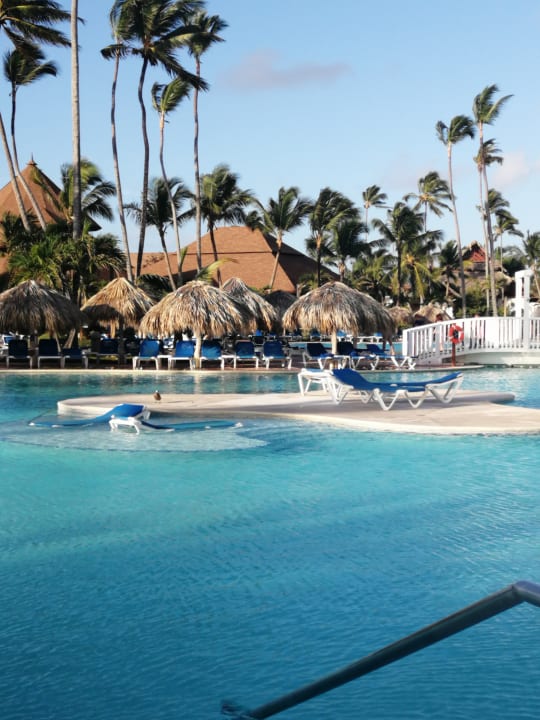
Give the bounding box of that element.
[2,0,540,258]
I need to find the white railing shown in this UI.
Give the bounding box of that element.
[403,317,540,365]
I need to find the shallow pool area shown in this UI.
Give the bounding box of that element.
[1,369,540,719]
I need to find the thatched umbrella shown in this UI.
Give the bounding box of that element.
[414,303,451,325]
[282,281,395,354]
[222,277,278,331]
[388,305,414,330]
[0,279,85,337]
[82,277,154,362]
[139,280,252,367]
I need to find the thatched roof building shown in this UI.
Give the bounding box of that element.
[134,226,336,294]
[0,160,64,227]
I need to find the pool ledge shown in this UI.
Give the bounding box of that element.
[57,389,540,436]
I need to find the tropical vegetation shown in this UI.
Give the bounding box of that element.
[0,3,538,327]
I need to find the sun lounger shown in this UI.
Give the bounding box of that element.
[262,340,292,369]
[233,340,259,368]
[61,347,89,368]
[36,338,63,368]
[200,340,225,369]
[365,343,417,370]
[327,367,463,410]
[132,338,161,370]
[29,403,148,427]
[302,341,335,369]
[168,340,195,370]
[6,338,32,368]
[297,368,334,395]
[336,340,373,369]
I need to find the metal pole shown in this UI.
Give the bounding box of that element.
[234,582,540,720]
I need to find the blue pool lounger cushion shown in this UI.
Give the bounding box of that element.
[29,403,147,427]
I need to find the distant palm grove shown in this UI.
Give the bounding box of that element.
[0,1,539,320]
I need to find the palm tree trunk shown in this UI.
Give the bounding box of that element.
[158,115,178,289]
[110,45,133,283]
[9,91,47,229]
[193,57,202,271]
[269,233,282,290]
[447,145,467,317]
[209,224,222,285]
[158,228,176,289]
[71,0,82,243]
[0,110,30,231]
[135,58,150,280]
[482,167,498,315]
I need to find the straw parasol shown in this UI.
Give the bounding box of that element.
[82,277,154,334]
[414,303,451,325]
[139,280,252,367]
[222,277,278,331]
[388,305,414,330]
[82,277,155,361]
[282,281,395,354]
[0,279,85,337]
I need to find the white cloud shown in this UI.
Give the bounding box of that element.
[221,50,352,91]
[492,151,538,188]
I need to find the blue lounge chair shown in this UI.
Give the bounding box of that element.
[6,338,32,368]
[200,339,225,369]
[302,341,335,369]
[262,340,292,369]
[96,338,120,365]
[327,367,463,410]
[29,402,147,427]
[233,340,259,368]
[36,338,63,368]
[336,340,373,369]
[132,338,162,370]
[365,343,416,370]
[168,340,195,370]
[61,347,89,368]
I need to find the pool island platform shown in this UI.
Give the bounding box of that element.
[58,388,540,436]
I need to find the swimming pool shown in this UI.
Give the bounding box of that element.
[0,369,539,720]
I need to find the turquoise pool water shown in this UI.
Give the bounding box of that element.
[0,369,539,720]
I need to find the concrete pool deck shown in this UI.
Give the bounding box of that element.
[58,387,540,435]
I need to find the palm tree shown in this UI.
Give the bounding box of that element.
[0,0,70,231]
[327,217,367,282]
[404,171,451,231]
[126,176,190,290]
[101,7,133,282]
[474,138,504,312]
[70,0,82,245]
[351,250,393,304]
[198,164,254,284]
[372,202,436,305]
[436,115,475,317]
[186,10,227,271]
[245,186,312,290]
[436,240,461,306]
[55,159,116,229]
[522,231,540,300]
[3,44,58,229]
[151,77,192,282]
[308,187,358,286]
[362,184,387,239]
[473,84,513,315]
[106,0,206,280]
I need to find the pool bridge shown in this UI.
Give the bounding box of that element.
[403,316,540,366]
[222,580,540,719]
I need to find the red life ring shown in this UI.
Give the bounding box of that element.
[449,324,464,344]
